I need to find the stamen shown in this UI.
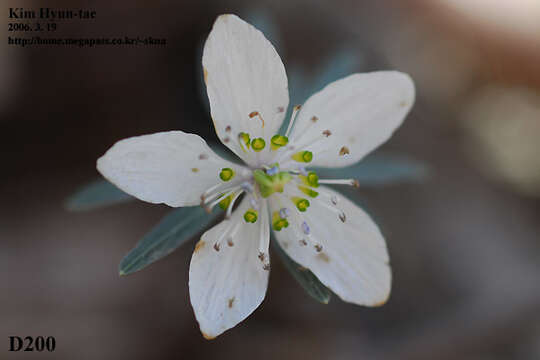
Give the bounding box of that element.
[238,132,250,152]
[258,204,270,270]
[243,209,258,223]
[291,197,310,212]
[298,171,319,188]
[298,185,319,198]
[292,150,313,163]
[251,138,266,152]
[272,211,289,231]
[270,134,288,150]
[339,146,350,156]
[284,105,302,138]
[213,220,241,252]
[225,190,244,219]
[301,221,310,235]
[218,194,233,210]
[319,179,359,187]
[266,166,279,176]
[249,111,265,128]
[205,187,240,213]
[279,207,290,218]
[219,168,235,181]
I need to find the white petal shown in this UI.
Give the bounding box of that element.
[189,199,269,338]
[288,71,414,167]
[203,14,289,165]
[97,131,242,207]
[271,186,391,306]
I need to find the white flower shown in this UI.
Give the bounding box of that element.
[97,14,415,339]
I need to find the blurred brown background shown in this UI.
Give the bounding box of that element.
[2,0,540,359]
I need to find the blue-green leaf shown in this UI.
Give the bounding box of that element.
[66,180,133,211]
[119,206,220,275]
[272,237,331,304]
[314,153,429,186]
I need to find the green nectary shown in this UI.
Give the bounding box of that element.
[253,169,292,198]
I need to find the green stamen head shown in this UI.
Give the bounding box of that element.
[272,211,289,231]
[238,132,250,151]
[244,209,258,223]
[298,185,319,198]
[300,171,319,188]
[219,168,235,181]
[270,135,289,150]
[292,197,310,212]
[251,138,266,152]
[218,194,233,210]
[292,150,313,163]
[254,169,292,198]
[307,172,319,187]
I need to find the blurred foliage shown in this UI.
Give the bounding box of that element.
[119,206,220,275]
[65,179,133,211]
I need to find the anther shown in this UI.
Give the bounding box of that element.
[225,125,231,132]
[244,209,258,223]
[238,132,250,152]
[227,238,234,247]
[258,252,265,262]
[272,211,289,231]
[199,153,208,160]
[292,197,310,212]
[339,146,350,156]
[298,185,319,198]
[213,243,220,252]
[292,150,313,163]
[311,116,318,123]
[251,138,266,152]
[285,105,302,138]
[314,244,323,252]
[263,263,271,271]
[338,212,346,223]
[331,195,338,205]
[223,137,230,143]
[219,168,235,181]
[249,111,265,128]
[271,134,289,150]
[279,208,290,218]
[299,239,308,246]
[322,129,331,137]
[301,221,310,235]
[266,166,279,176]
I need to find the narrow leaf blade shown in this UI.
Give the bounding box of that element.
[66,179,133,211]
[119,206,220,275]
[272,237,331,304]
[315,153,429,186]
